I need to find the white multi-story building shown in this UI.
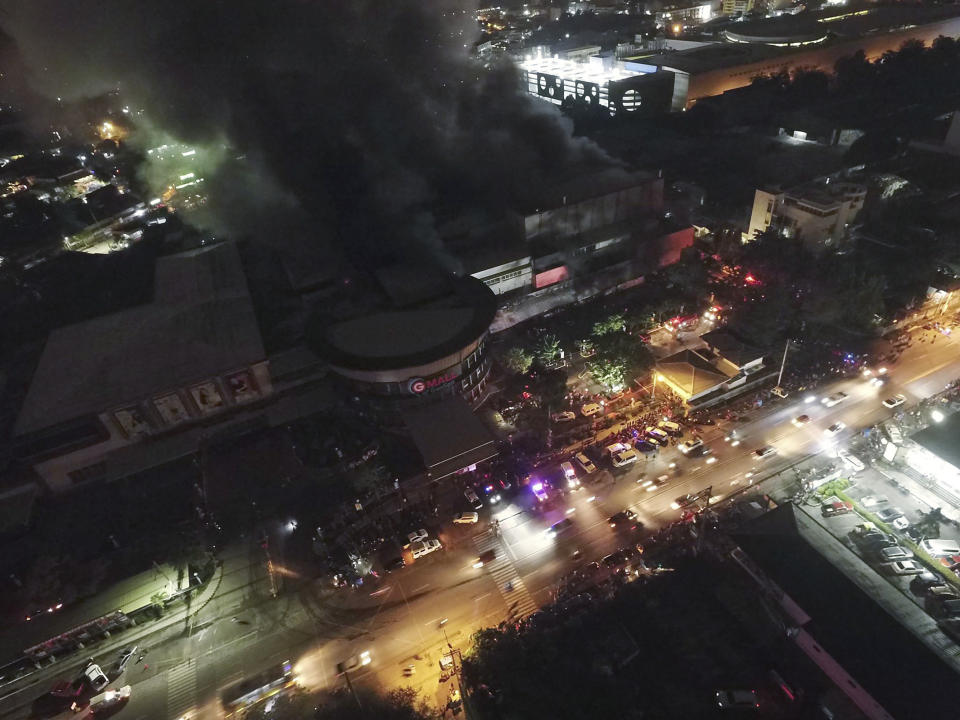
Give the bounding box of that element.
[746,178,867,247]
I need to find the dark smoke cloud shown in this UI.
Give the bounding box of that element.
[0,0,618,265]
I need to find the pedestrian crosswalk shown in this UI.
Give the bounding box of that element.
[473,530,538,620]
[167,658,197,720]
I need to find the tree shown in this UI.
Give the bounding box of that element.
[591,313,625,337]
[533,332,561,365]
[587,356,625,391]
[501,346,533,375]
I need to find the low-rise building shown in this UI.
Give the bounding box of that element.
[746,178,866,247]
[655,328,774,410]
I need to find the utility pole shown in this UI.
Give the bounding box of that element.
[773,339,791,398]
[261,534,279,598]
[343,669,363,711]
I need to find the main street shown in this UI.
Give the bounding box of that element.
[5,325,958,720]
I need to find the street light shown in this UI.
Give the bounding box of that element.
[932,409,945,423]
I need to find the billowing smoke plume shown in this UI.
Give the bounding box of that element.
[0,1,618,264]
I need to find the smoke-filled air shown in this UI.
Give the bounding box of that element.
[0,0,617,260]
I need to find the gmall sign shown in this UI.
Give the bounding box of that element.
[407,371,459,395]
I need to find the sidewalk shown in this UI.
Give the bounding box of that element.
[874,462,960,524]
[0,562,224,715]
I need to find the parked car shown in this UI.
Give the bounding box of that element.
[839,451,866,473]
[581,403,602,417]
[552,411,577,423]
[859,531,897,549]
[911,571,946,595]
[822,392,848,407]
[876,507,906,524]
[822,499,854,517]
[464,488,483,510]
[658,420,682,436]
[883,394,906,409]
[859,495,889,508]
[644,427,669,446]
[410,539,442,559]
[83,664,110,694]
[885,560,924,575]
[611,448,639,467]
[453,512,479,524]
[384,556,406,572]
[407,528,429,544]
[574,452,597,475]
[875,545,913,563]
[716,689,759,711]
[608,510,639,531]
[921,539,960,558]
[754,446,777,459]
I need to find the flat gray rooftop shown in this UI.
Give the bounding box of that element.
[15,241,264,435]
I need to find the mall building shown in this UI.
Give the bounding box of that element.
[314,271,498,409]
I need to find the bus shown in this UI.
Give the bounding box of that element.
[221,661,295,717]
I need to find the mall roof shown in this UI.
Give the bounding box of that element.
[321,275,497,371]
[912,412,960,471]
[403,397,498,480]
[15,241,264,436]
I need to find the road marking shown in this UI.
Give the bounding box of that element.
[166,658,197,720]
[472,530,538,619]
[410,584,430,593]
[473,593,490,601]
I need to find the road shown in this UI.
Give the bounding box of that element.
[5,325,958,720]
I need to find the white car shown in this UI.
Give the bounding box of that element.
[552,411,577,423]
[410,539,442,558]
[822,392,848,407]
[678,438,703,455]
[883,394,906,409]
[83,664,110,693]
[823,422,846,437]
[754,446,777,459]
[612,448,640,467]
[581,403,602,417]
[407,528,428,544]
[859,495,888,508]
[885,560,924,575]
[453,512,478,524]
[574,452,597,474]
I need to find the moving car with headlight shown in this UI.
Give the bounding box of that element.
[792,414,811,427]
[453,512,478,524]
[336,652,371,675]
[89,686,132,716]
[822,391,848,407]
[560,461,580,489]
[823,422,846,437]
[883,394,906,409]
